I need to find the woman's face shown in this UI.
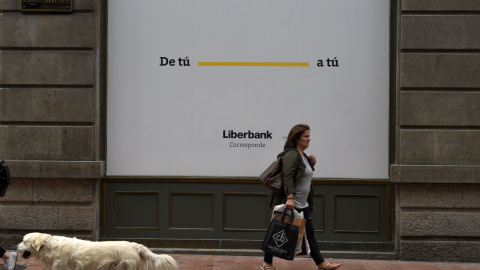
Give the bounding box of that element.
[297,129,310,150]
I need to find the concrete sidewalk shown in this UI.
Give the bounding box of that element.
[2,253,480,270]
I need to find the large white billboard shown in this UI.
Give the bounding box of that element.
[107,0,390,178]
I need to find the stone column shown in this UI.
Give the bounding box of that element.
[0,0,104,247]
[391,0,480,262]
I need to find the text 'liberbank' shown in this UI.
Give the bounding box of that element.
[223,130,271,149]
[223,130,273,139]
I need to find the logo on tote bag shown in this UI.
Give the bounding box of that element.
[273,230,288,247]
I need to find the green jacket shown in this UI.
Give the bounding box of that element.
[269,148,315,212]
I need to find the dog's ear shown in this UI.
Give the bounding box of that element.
[30,238,45,252]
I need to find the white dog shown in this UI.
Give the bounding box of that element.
[17,232,178,270]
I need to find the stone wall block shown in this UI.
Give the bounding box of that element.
[401,14,480,49]
[0,207,59,230]
[400,184,463,208]
[0,51,94,85]
[400,183,480,208]
[462,184,480,208]
[399,130,434,164]
[400,130,480,165]
[0,89,33,121]
[0,14,94,48]
[0,88,94,123]
[59,207,93,231]
[401,15,477,50]
[400,241,480,262]
[0,178,32,203]
[400,212,480,237]
[434,131,480,164]
[401,54,480,88]
[61,127,94,160]
[465,15,480,48]
[400,212,433,236]
[6,161,104,178]
[399,92,480,126]
[1,0,94,11]
[0,126,93,160]
[391,165,480,183]
[32,179,93,203]
[402,0,480,11]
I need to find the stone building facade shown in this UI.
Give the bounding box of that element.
[392,0,480,262]
[0,0,479,262]
[0,0,103,246]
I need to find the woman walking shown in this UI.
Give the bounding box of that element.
[262,124,342,270]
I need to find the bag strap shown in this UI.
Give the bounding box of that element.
[280,208,295,225]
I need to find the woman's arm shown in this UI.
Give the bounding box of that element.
[282,150,299,200]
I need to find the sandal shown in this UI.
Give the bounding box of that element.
[318,262,342,270]
[261,266,277,270]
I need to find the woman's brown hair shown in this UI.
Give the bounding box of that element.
[284,124,310,150]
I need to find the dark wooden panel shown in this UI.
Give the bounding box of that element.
[102,179,393,249]
[223,193,269,231]
[334,194,379,233]
[115,192,159,229]
[312,194,325,232]
[169,192,215,230]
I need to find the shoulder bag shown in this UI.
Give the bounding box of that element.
[259,156,283,194]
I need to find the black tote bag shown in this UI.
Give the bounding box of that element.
[261,209,299,260]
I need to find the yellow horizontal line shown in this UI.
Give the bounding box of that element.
[198,62,309,67]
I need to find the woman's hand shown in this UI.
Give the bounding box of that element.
[285,194,295,210]
[308,155,316,166]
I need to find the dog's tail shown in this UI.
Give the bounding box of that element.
[137,244,178,270]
